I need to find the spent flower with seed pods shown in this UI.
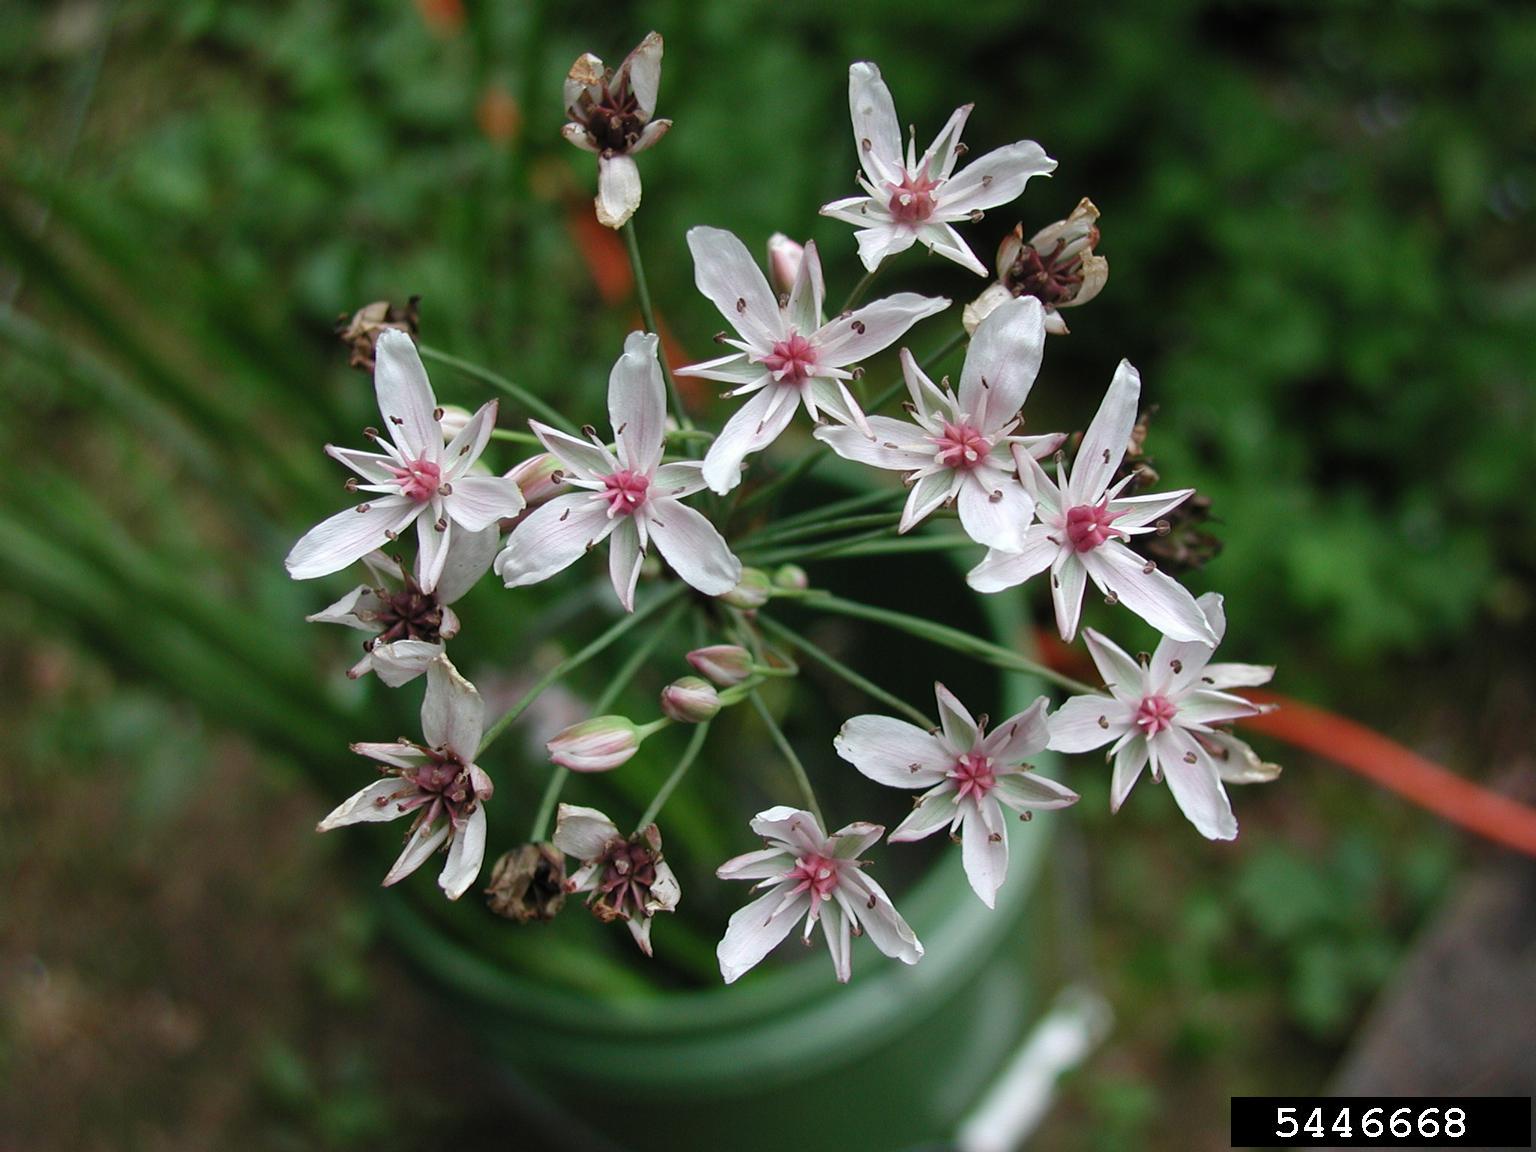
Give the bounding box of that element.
[967,360,1217,644]
[963,198,1109,336]
[716,807,923,984]
[820,62,1056,276]
[561,32,671,229]
[318,656,493,900]
[494,332,741,609]
[305,525,499,686]
[675,226,949,494]
[1046,593,1268,840]
[286,329,526,591]
[835,686,1077,907]
[816,295,1065,552]
[553,805,681,956]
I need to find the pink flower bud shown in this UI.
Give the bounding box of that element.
[686,645,754,687]
[547,716,642,772]
[506,453,566,509]
[773,563,809,591]
[660,677,721,723]
[767,233,805,297]
[719,567,772,609]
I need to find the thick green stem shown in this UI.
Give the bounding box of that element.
[635,721,711,831]
[621,218,692,430]
[837,266,881,315]
[757,615,933,727]
[419,344,572,432]
[739,511,901,553]
[798,592,1100,696]
[749,524,900,568]
[477,584,685,758]
[749,690,823,825]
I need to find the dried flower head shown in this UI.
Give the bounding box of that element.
[964,198,1108,336]
[561,32,672,229]
[334,297,421,371]
[485,842,568,922]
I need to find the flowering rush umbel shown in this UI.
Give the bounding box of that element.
[287,35,1279,993]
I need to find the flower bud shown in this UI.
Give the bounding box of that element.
[767,233,805,297]
[660,676,721,724]
[547,715,642,772]
[686,645,754,687]
[484,842,567,922]
[719,567,772,609]
[505,453,566,510]
[438,405,475,442]
[772,563,809,591]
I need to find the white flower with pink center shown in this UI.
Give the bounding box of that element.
[820,62,1057,276]
[834,685,1077,907]
[1046,593,1269,841]
[715,807,923,984]
[494,332,741,610]
[318,656,493,900]
[285,329,526,592]
[815,296,1065,552]
[675,227,949,495]
[968,360,1218,644]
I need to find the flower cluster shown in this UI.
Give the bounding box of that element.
[289,34,1278,987]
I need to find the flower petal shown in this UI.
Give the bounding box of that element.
[610,331,667,475]
[1204,663,1276,691]
[595,152,642,229]
[961,798,1008,908]
[815,293,951,367]
[958,295,1045,431]
[1047,693,1127,753]
[1082,628,1145,696]
[495,492,615,588]
[784,239,825,334]
[848,61,903,186]
[1069,359,1139,505]
[373,329,440,459]
[917,221,989,276]
[1109,488,1195,531]
[530,421,617,481]
[552,803,621,860]
[889,787,960,841]
[815,415,929,471]
[608,516,644,611]
[326,446,399,485]
[687,226,782,349]
[957,468,1036,553]
[900,469,955,533]
[934,683,980,751]
[821,900,854,983]
[993,771,1079,813]
[700,383,800,495]
[383,820,450,887]
[834,715,950,787]
[917,102,973,180]
[1157,728,1239,841]
[421,655,484,755]
[318,778,412,830]
[967,524,1058,594]
[851,219,918,273]
[829,821,886,859]
[979,696,1052,763]
[285,498,420,581]
[441,399,497,481]
[439,804,487,900]
[646,497,742,596]
[306,584,376,631]
[446,474,525,532]
[1110,741,1149,813]
[1083,542,1218,644]
[1050,550,1088,642]
[748,807,827,856]
[621,31,663,119]
[434,522,501,605]
[414,512,452,595]
[716,846,790,882]
[939,140,1055,216]
[370,640,444,687]
[717,885,807,984]
[674,350,766,386]
[841,869,923,964]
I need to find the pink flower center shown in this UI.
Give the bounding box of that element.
[949,752,997,801]
[760,332,818,385]
[1135,694,1179,735]
[933,421,991,470]
[392,457,442,503]
[787,852,842,908]
[1064,501,1127,552]
[886,168,941,225]
[602,469,650,516]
